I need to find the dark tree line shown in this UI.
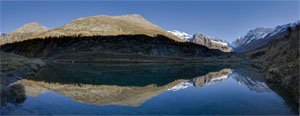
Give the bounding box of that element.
[0,34,226,58]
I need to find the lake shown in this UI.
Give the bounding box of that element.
[1,63,297,115]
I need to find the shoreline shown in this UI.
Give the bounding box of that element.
[0,52,45,87]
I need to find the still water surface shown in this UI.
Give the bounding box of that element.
[1,63,297,115]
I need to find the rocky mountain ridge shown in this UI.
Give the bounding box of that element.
[231,21,300,52]
[168,30,232,52]
[191,33,232,52]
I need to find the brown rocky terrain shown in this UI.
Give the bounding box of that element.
[192,33,232,52]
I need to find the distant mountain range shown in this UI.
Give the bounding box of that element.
[168,30,232,52]
[0,14,297,60]
[231,21,300,52]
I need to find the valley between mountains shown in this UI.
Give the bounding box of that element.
[0,14,299,105]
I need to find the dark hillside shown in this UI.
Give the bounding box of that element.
[248,25,299,103]
[0,35,225,60]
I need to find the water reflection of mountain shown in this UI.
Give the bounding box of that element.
[20,79,184,106]
[2,64,273,107]
[17,63,232,106]
[168,69,232,91]
[231,67,271,93]
[21,67,234,106]
[192,68,232,87]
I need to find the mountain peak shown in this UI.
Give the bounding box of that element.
[76,14,146,21]
[68,14,158,29]
[57,14,171,37]
[121,14,144,18]
[11,22,49,34]
[231,20,299,52]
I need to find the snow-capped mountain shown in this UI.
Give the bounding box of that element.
[231,20,300,52]
[268,20,300,37]
[167,30,192,41]
[168,30,232,52]
[231,27,274,48]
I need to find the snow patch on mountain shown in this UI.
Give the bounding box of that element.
[167,30,192,41]
[210,39,228,46]
[168,30,231,52]
[231,28,274,48]
[168,30,229,46]
[204,35,229,46]
[167,81,193,91]
[210,75,229,82]
[268,20,300,37]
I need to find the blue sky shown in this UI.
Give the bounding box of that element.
[1,1,299,42]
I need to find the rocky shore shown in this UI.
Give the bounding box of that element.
[0,52,45,87]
